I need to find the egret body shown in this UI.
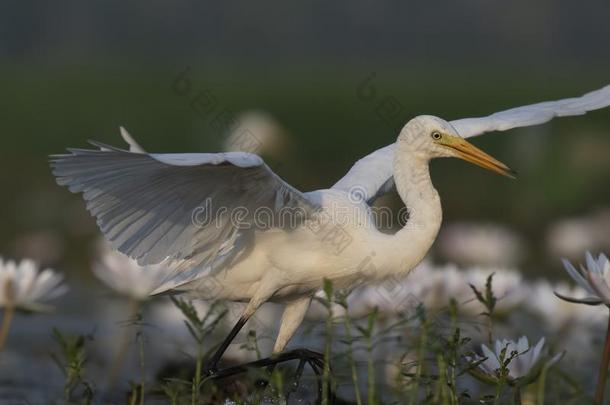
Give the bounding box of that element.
[51,84,610,371]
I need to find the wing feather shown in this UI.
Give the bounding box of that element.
[452,84,610,138]
[51,142,317,292]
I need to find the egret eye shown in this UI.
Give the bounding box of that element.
[431,131,442,140]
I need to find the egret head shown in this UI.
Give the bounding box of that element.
[398,115,515,178]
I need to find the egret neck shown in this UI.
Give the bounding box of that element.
[388,139,442,276]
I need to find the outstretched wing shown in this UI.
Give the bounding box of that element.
[332,144,396,204]
[452,84,610,138]
[333,84,610,203]
[51,142,317,292]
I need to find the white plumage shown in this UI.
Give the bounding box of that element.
[51,83,610,359]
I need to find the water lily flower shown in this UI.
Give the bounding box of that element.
[546,210,610,260]
[468,336,562,386]
[0,257,68,350]
[94,243,169,385]
[93,246,167,302]
[0,257,67,312]
[555,252,610,305]
[308,261,527,320]
[557,252,610,403]
[437,222,524,267]
[223,110,291,158]
[527,280,607,330]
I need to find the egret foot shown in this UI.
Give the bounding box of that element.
[210,348,327,379]
[208,348,333,403]
[202,364,218,378]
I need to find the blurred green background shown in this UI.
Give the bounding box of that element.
[1,1,609,282]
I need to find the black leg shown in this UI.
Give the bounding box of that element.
[205,316,249,374]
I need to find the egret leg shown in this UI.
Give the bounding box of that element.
[272,296,312,354]
[204,291,269,374]
[205,315,249,374]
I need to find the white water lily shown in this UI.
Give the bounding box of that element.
[437,222,525,267]
[93,246,168,301]
[556,252,610,305]
[557,252,610,403]
[313,261,527,319]
[526,281,607,330]
[0,257,68,350]
[223,110,291,158]
[94,244,170,383]
[468,336,562,386]
[546,210,610,260]
[0,257,67,312]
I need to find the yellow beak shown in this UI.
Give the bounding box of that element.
[448,138,516,179]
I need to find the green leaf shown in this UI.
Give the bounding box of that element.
[323,278,334,301]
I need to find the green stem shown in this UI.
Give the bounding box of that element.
[493,380,504,405]
[0,305,15,351]
[192,345,202,405]
[367,330,376,405]
[513,387,522,405]
[108,298,141,386]
[253,333,262,360]
[322,304,333,405]
[448,317,459,405]
[409,322,428,405]
[436,355,449,405]
[129,388,137,405]
[536,364,549,405]
[487,316,493,345]
[138,329,145,405]
[343,312,363,405]
[595,309,610,404]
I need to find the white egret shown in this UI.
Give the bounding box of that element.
[51,84,610,374]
